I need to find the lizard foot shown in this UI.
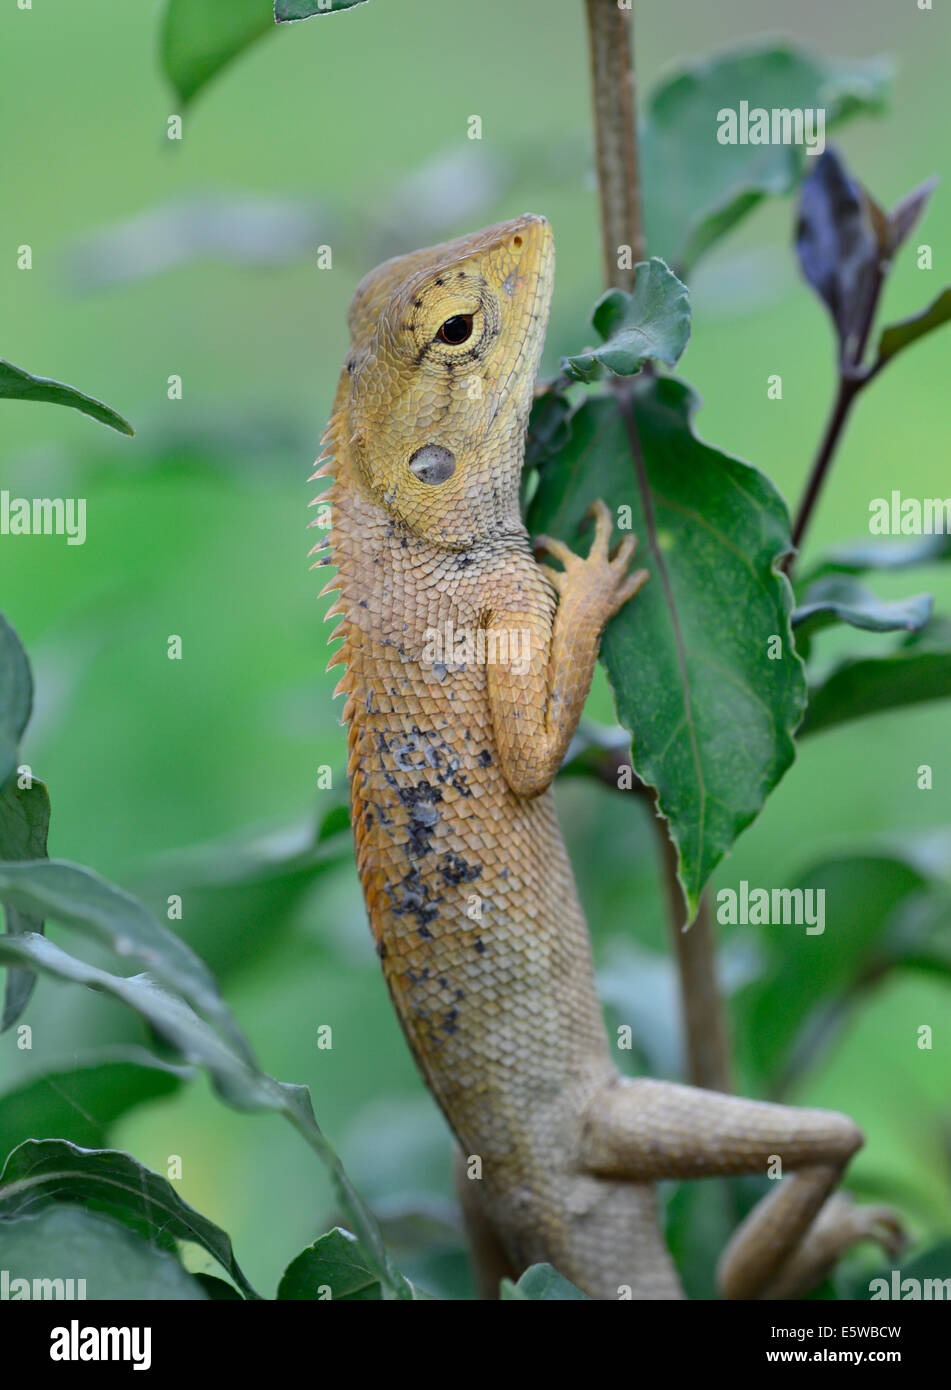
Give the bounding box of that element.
[534,499,648,622]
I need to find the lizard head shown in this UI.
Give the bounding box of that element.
[341,213,554,547]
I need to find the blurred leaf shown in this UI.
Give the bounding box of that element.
[796,148,880,357]
[67,195,338,290]
[161,0,368,106]
[0,932,411,1299]
[0,1047,189,1157]
[0,780,50,1031]
[161,0,274,106]
[800,621,951,735]
[0,615,48,1030]
[0,614,32,789]
[840,1240,951,1299]
[563,260,690,382]
[0,1138,257,1297]
[734,855,948,1092]
[500,1263,589,1300]
[0,1204,208,1300]
[140,806,350,979]
[372,1195,462,1255]
[0,858,249,1060]
[802,534,951,581]
[886,177,938,256]
[793,577,932,642]
[642,45,892,271]
[276,0,368,21]
[875,287,951,371]
[194,1273,244,1299]
[278,1227,382,1300]
[0,359,133,435]
[528,377,805,918]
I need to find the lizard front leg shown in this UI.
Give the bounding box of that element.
[486,499,647,797]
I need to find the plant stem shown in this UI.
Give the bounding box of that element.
[786,260,887,573]
[786,377,860,564]
[584,0,644,291]
[583,10,732,1093]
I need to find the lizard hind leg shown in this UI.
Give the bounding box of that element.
[579,1077,906,1300]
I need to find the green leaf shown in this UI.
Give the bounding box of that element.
[733,855,948,1091]
[278,1227,382,1300]
[641,45,892,271]
[0,1204,208,1300]
[0,614,32,790]
[793,577,932,642]
[161,0,369,107]
[161,0,275,105]
[875,287,951,371]
[0,615,48,1030]
[0,1138,258,1298]
[528,377,805,918]
[0,858,248,1059]
[0,931,411,1300]
[500,1263,589,1300]
[802,534,951,581]
[563,260,690,382]
[276,0,368,20]
[0,359,133,436]
[800,622,951,736]
[842,1240,951,1299]
[0,779,51,1031]
[0,1047,188,1156]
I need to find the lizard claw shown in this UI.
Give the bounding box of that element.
[533,534,578,571]
[583,498,614,558]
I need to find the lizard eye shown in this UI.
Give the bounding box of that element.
[436,314,474,345]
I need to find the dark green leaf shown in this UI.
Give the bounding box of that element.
[0,858,249,1059]
[276,0,368,20]
[0,931,411,1299]
[278,1227,382,1300]
[563,260,690,382]
[875,287,951,370]
[525,387,573,468]
[194,1273,244,1298]
[839,1239,951,1299]
[0,1047,189,1156]
[0,359,133,435]
[500,1263,589,1300]
[0,1138,258,1297]
[0,777,50,1031]
[800,621,951,735]
[0,1204,208,1300]
[0,614,32,790]
[641,45,891,271]
[793,576,932,642]
[528,378,805,917]
[796,148,879,355]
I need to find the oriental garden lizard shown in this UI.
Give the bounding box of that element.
[311,214,905,1299]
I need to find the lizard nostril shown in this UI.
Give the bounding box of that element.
[513,235,523,247]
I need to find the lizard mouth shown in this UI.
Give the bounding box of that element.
[482,214,555,431]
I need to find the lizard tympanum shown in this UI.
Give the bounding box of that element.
[312,213,904,1299]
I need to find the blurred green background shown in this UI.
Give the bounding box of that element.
[1,0,949,1296]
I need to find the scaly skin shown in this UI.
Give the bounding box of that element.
[312,215,905,1299]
